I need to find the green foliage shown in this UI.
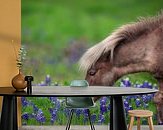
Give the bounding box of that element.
[22,0,163,44]
[22,0,162,82]
[21,0,161,126]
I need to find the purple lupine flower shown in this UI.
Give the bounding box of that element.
[123,99,129,108]
[83,109,88,117]
[124,103,132,112]
[133,95,140,100]
[49,108,57,124]
[100,97,107,105]
[135,84,142,88]
[142,95,148,103]
[21,97,29,107]
[125,96,132,101]
[139,84,144,88]
[49,97,61,109]
[48,97,57,103]
[125,107,129,112]
[38,81,46,86]
[55,99,61,110]
[82,109,89,124]
[141,81,153,89]
[45,74,51,86]
[146,94,153,101]
[91,114,97,123]
[35,109,46,124]
[75,109,82,117]
[98,114,105,124]
[22,112,30,120]
[121,78,131,87]
[129,105,133,110]
[100,104,107,114]
[135,98,141,107]
[33,105,39,113]
[49,108,53,114]
[148,83,153,89]
[64,108,70,117]
[142,81,149,88]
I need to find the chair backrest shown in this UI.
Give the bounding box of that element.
[70,80,89,87]
[66,80,94,108]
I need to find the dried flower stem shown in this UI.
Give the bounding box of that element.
[11,40,27,70]
[11,40,18,60]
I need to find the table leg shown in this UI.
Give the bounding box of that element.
[110,96,127,130]
[0,96,18,130]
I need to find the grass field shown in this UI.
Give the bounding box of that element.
[21,78,158,125]
[21,0,162,125]
[22,0,163,83]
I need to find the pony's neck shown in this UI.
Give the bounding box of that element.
[112,27,161,78]
[114,63,148,79]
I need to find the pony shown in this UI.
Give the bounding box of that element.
[79,12,163,124]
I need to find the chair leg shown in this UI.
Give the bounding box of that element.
[137,117,141,130]
[87,109,95,130]
[148,117,154,130]
[128,116,134,130]
[66,109,74,130]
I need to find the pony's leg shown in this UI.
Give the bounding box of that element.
[154,78,163,124]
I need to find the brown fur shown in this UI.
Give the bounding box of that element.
[79,12,163,72]
[79,12,163,124]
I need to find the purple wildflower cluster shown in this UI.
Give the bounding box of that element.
[21,76,159,125]
[37,75,59,86]
[48,97,62,124]
[120,78,157,124]
[65,109,97,125]
[21,97,46,125]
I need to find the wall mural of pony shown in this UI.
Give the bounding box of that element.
[79,12,163,124]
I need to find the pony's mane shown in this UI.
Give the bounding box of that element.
[79,12,163,72]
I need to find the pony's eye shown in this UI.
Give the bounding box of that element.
[88,69,96,76]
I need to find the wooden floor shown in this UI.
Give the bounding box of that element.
[19,125,163,130]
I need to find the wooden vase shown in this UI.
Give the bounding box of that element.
[12,70,27,91]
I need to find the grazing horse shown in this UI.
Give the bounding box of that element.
[79,12,163,124]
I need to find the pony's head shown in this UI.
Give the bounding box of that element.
[85,51,116,86]
[79,33,121,86]
[79,12,163,86]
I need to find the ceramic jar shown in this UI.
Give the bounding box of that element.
[11,71,27,91]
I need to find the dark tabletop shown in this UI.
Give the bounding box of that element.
[0,86,158,97]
